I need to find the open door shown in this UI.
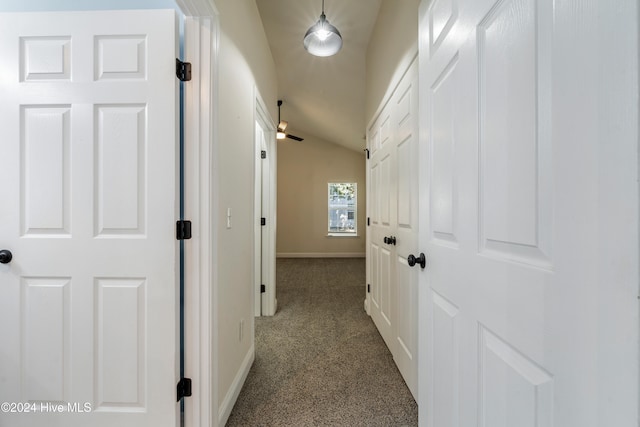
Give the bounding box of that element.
[0,10,179,427]
[418,0,639,425]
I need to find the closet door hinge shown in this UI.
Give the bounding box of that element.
[261,218,266,226]
[261,150,267,159]
[177,378,192,401]
[367,284,371,293]
[176,59,192,82]
[364,148,370,159]
[176,220,192,240]
[261,284,266,293]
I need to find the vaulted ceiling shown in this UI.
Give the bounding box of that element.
[255,0,382,152]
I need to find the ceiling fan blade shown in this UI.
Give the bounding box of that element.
[287,134,304,141]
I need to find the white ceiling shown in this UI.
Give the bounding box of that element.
[255,0,382,152]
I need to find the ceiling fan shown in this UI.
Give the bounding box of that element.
[277,100,304,141]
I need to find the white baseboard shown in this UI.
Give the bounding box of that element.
[218,344,255,426]
[277,252,366,258]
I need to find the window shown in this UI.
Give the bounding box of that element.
[328,183,357,235]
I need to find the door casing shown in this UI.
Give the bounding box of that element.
[254,92,277,317]
[176,2,218,426]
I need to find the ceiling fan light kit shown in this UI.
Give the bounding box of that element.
[277,100,304,141]
[277,119,288,139]
[304,0,342,57]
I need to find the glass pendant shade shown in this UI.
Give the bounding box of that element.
[304,12,342,57]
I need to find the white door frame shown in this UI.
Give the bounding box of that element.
[254,92,278,317]
[262,106,277,317]
[175,1,219,426]
[254,116,263,317]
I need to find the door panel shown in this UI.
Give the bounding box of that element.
[429,54,458,247]
[22,277,71,401]
[22,106,71,236]
[419,0,639,425]
[478,0,552,267]
[0,10,178,427]
[370,244,380,310]
[95,278,147,409]
[379,154,392,226]
[430,290,459,427]
[380,247,393,329]
[479,326,553,427]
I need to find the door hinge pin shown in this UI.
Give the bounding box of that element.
[367,284,371,293]
[261,218,266,226]
[261,284,266,293]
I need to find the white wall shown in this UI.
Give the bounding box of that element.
[365,0,419,124]
[213,0,278,423]
[277,135,366,258]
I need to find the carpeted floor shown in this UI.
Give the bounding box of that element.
[226,258,418,427]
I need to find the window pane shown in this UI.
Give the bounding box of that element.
[328,183,357,234]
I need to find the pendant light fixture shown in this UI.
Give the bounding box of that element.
[303,0,342,57]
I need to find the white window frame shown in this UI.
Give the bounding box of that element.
[327,182,357,236]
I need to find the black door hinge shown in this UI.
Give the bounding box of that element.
[367,217,370,226]
[176,220,192,240]
[177,377,192,401]
[261,284,266,293]
[364,148,370,159]
[176,59,192,82]
[261,218,266,226]
[261,150,267,159]
[367,284,371,293]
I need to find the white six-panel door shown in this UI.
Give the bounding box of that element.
[418,0,638,425]
[0,10,179,427]
[367,60,419,399]
[369,100,396,354]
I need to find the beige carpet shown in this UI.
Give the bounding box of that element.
[226,258,418,427]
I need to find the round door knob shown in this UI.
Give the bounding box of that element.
[407,253,426,269]
[383,237,389,244]
[390,236,397,246]
[0,249,12,264]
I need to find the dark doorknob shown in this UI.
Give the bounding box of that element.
[389,236,396,245]
[383,237,389,244]
[407,253,426,269]
[0,250,12,264]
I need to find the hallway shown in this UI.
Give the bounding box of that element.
[226,258,417,426]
